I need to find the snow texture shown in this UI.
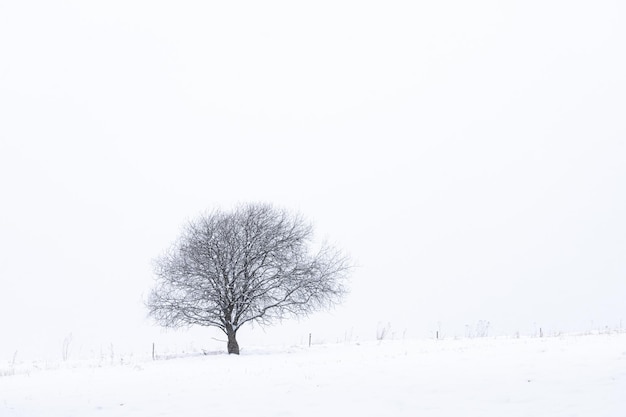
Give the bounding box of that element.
[1,333,625,416]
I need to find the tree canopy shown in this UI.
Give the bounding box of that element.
[147,203,350,354]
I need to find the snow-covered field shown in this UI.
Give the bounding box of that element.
[2,333,625,416]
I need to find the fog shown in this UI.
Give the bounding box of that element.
[1,0,625,360]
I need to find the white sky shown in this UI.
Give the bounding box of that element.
[1,0,625,360]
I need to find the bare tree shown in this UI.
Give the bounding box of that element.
[146,203,350,354]
[61,333,73,362]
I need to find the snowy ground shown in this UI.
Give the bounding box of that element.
[1,333,625,416]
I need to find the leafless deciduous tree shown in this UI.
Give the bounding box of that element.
[146,203,350,354]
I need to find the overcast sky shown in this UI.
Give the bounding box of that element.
[1,0,625,360]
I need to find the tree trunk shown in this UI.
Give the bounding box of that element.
[226,326,239,355]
